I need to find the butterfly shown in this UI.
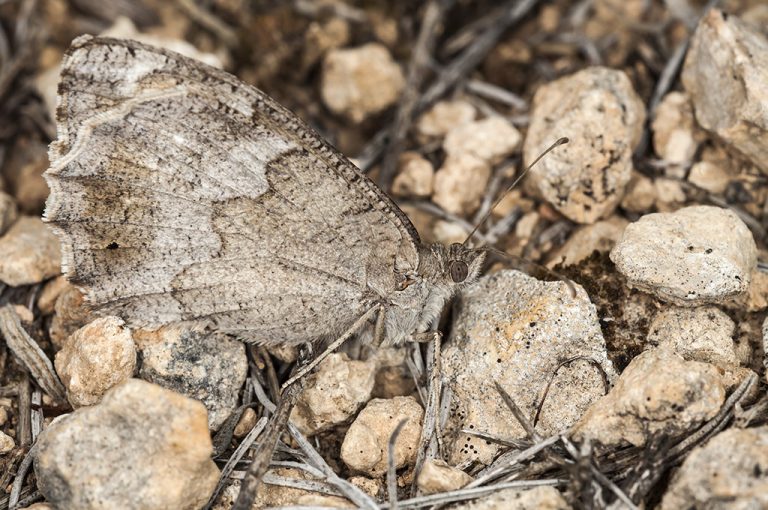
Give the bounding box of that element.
[44,35,487,362]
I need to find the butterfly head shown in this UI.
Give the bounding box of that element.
[445,242,485,285]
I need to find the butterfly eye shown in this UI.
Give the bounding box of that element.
[449,260,469,283]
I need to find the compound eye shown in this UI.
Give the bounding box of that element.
[449,260,469,283]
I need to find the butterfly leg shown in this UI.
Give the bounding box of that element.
[282,303,382,389]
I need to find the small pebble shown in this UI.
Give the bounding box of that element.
[134,326,248,431]
[688,160,731,194]
[453,486,569,510]
[660,427,768,510]
[0,216,61,287]
[432,153,490,215]
[416,99,477,138]
[443,116,522,163]
[321,43,404,123]
[620,172,656,213]
[391,152,434,198]
[302,17,350,70]
[0,406,7,426]
[348,476,382,499]
[548,216,628,267]
[431,220,468,246]
[682,10,768,173]
[36,275,68,316]
[33,379,219,510]
[0,192,18,236]
[653,178,686,210]
[523,66,645,223]
[233,407,257,439]
[572,348,724,448]
[416,459,473,495]
[652,91,701,166]
[647,306,737,366]
[54,317,137,408]
[610,205,757,305]
[340,396,423,477]
[49,285,91,349]
[0,430,15,454]
[291,352,376,436]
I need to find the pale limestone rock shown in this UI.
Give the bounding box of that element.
[610,206,757,305]
[302,17,350,70]
[443,270,615,465]
[432,153,491,215]
[0,429,14,453]
[572,348,724,447]
[548,216,628,267]
[688,161,731,194]
[0,192,17,236]
[514,211,540,240]
[291,352,376,436]
[443,116,522,163]
[432,220,468,246]
[134,326,247,431]
[233,407,257,438]
[54,317,136,408]
[341,396,423,476]
[349,476,382,499]
[0,217,61,286]
[682,10,768,173]
[647,306,737,366]
[417,100,477,138]
[453,486,569,510]
[620,172,656,213]
[49,285,91,349]
[0,406,7,426]
[654,178,686,210]
[34,379,219,510]
[37,275,67,315]
[392,152,435,198]
[321,43,404,123]
[652,92,701,165]
[523,67,645,223]
[416,459,473,495]
[660,427,768,510]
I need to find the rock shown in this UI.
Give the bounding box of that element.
[548,216,628,267]
[371,347,416,399]
[432,220,468,246]
[321,43,405,123]
[443,270,616,465]
[620,172,656,213]
[302,17,350,71]
[54,317,137,408]
[134,326,248,431]
[740,269,768,312]
[0,217,61,286]
[454,486,569,510]
[18,504,54,510]
[0,429,14,453]
[37,275,68,315]
[349,476,382,499]
[34,379,219,510]
[0,406,7,426]
[444,116,522,163]
[572,348,724,448]
[652,92,702,166]
[49,285,91,349]
[291,352,376,436]
[610,206,757,305]
[653,178,686,210]
[340,396,423,477]
[688,161,732,194]
[233,407,257,438]
[523,67,645,223]
[10,141,49,214]
[647,306,737,366]
[417,100,477,138]
[416,459,473,495]
[660,427,768,510]
[391,152,435,198]
[682,10,768,173]
[0,192,17,236]
[432,153,491,215]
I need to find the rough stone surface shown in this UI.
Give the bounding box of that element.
[682,9,768,173]
[291,352,376,436]
[688,161,732,194]
[443,116,522,163]
[391,152,434,198]
[321,43,404,123]
[652,91,702,165]
[134,326,248,431]
[523,67,645,223]
[647,306,737,366]
[417,100,477,138]
[610,206,757,305]
[453,486,570,510]
[54,317,137,408]
[341,396,423,477]
[572,348,724,447]
[34,379,219,510]
[0,430,14,453]
[620,172,656,213]
[233,407,257,438]
[660,427,768,510]
[416,459,473,495]
[548,216,628,267]
[0,216,61,286]
[49,285,91,349]
[443,270,616,465]
[0,192,17,236]
[37,275,67,316]
[432,153,491,215]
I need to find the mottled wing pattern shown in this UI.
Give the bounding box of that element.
[44,36,420,345]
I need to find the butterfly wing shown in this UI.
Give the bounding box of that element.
[44,36,420,345]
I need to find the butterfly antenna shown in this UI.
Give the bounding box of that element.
[463,137,569,247]
[478,245,577,298]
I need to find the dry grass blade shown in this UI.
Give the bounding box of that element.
[0,305,66,403]
[385,479,565,509]
[9,444,35,509]
[388,418,410,509]
[411,331,442,496]
[175,0,238,47]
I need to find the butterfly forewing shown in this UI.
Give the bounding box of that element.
[44,36,420,344]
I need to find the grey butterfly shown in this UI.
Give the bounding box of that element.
[45,35,485,357]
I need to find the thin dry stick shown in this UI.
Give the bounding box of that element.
[411,332,442,496]
[17,374,31,448]
[9,444,35,509]
[388,418,410,510]
[387,479,565,509]
[379,0,454,189]
[175,0,238,47]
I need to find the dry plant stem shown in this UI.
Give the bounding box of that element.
[379,0,454,189]
[468,434,560,488]
[411,332,442,496]
[386,479,565,509]
[388,418,410,510]
[465,80,527,110]
[17,374,31,448]
[0,305,66,403]
[174,0,238,47]
[9,444,35,509]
